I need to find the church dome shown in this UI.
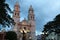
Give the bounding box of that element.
[21,18,28,25]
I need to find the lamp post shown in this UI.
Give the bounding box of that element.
[20,28,30,40]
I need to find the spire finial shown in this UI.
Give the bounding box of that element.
[14,1,20,8]
[30,5,32,8]
[30,5,33,9]
[29,5,33,11]
[15,0,19,6]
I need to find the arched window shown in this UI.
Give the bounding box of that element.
[17,13,19,16]
[15,13,16,15]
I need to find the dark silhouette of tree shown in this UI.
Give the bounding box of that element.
[43,14,60,33]
[5,31,17,40]
[54,14,60,33]
[54,14,60,25]
[0,0,14,27]
[43,21,55,32]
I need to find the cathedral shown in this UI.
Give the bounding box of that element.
[13,2,35,40]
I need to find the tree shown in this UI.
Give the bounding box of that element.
[43,14,60,33]
[5,31,17,40]
[54,14,60,25]
[43,21,55,32]
[0,0,14,27]
[54,14,60,33]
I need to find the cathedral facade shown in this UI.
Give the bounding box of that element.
[13,2,35,40]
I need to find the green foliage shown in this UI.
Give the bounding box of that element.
[5,31,17,40]
[0,0,14,27]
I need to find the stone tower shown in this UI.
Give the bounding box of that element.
[13,2,20,40]
[28,5,35,40]
[13,1,20,33]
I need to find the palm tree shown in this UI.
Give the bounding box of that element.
[0,0,14,27]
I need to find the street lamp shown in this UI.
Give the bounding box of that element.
[20,28,30,40]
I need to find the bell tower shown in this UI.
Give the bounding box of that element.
[28,5,35,21]
[13,1,20,23]
[13,2,20,40]
[13,1,20,32]
[28,5,35,40]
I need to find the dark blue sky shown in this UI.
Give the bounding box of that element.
[6,0,60,35]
